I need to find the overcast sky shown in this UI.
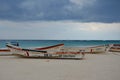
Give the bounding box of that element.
[0,0,120,40]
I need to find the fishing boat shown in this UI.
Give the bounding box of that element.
[62,45,107,54]
[6,43,84,59]
[109,44,120,52]
[85,45,108,53]
[0,48,11,56]
[0,48,10,52]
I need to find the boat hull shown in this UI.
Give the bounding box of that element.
[109,44,120,52]
[6,44,84,59]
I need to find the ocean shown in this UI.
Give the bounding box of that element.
[0,40,120,48]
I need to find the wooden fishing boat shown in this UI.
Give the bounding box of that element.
[6,43,84,59]
[0,48,11,56]
[0,48,10,52]
[61,45,107,54]
[109,44,120,52]
[85,45,108,53]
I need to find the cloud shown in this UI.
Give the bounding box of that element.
[77,22,120,32]
[69,0,96,7]
[18,0,69,20]
[0,0,120,22]
[0,20,120,40]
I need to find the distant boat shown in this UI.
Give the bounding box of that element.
[109,44,120,52]
[0,48,11,56]
[6,43,84,59]
[85,45,108,53]
[0,48,10,52]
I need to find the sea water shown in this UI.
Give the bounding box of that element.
[0,40,120,48]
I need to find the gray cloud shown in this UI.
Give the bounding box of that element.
[0,20,120,40]
[0,0,120,22]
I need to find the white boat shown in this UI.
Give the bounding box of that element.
[61,45,107,54]
[0,48,10,52]
[6,43,84,59]
[109,44,120,52]
[85,45,108,53]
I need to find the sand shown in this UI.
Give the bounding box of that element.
[0,52,120,80]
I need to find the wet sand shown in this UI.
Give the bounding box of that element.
[0,52,120,80]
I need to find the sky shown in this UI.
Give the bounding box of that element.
[0,0,120,40]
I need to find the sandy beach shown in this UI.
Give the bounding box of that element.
[0,52,120,80]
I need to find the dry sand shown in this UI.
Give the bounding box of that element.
[0,52,120,80]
